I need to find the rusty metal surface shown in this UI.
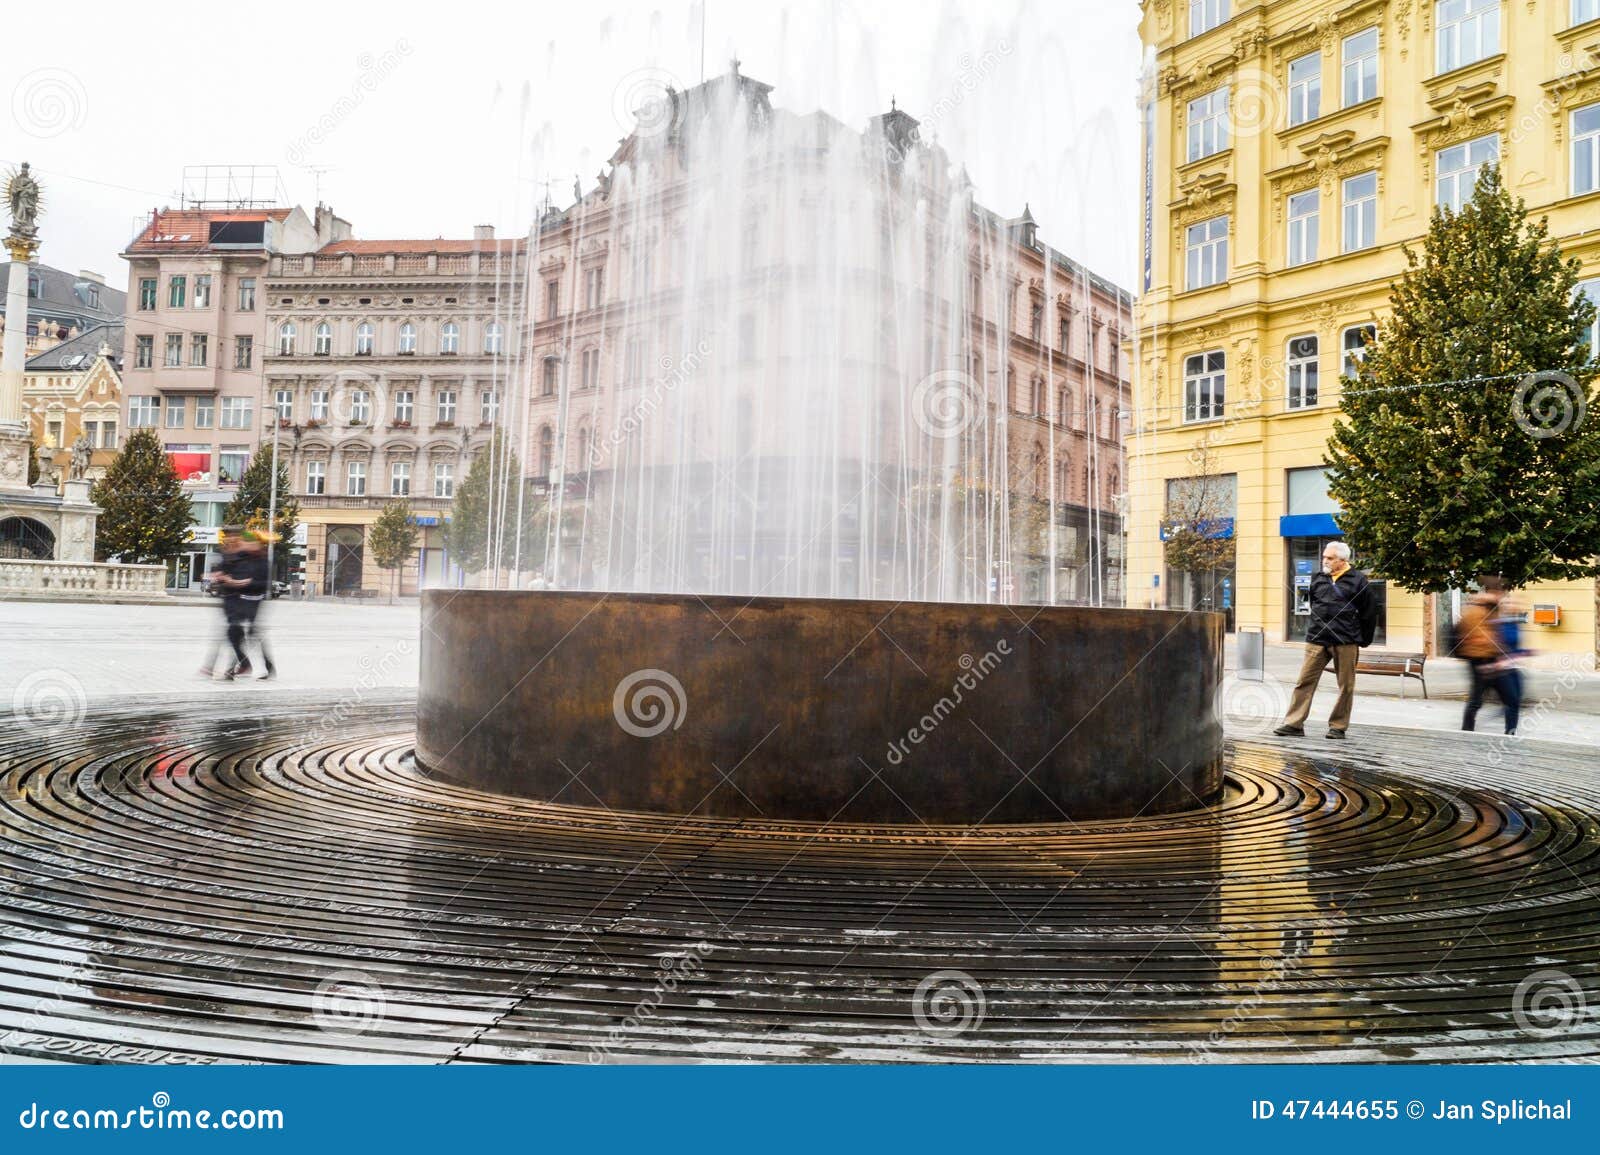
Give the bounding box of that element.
[418,591,1224,823]
[2,693,1598,1063]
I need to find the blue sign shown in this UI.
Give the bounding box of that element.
[1296,559,1315,576]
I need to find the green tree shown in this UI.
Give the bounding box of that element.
[26,433,39,486]
[90,427,194,563]
[1327,166,1600,592]
[369,499,420,602]
[444,431,541,576]
[223,447,301,578]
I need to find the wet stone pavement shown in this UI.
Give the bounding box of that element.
[1,692,1597,1064]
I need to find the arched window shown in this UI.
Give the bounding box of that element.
[314,322,332,356]
[538,425,554,478]
[1031,377,1044,417]
[440,322,460,354]
[398,322,417,355]
[277,322,296,355]
[355,322,375,355]
[484,321,503,355]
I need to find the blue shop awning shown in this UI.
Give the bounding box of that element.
[1159,517,1234,541]
[1279,513,1341,538]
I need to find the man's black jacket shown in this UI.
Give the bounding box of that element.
[1305,568,1378,647]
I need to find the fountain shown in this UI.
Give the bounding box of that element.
[418,67,1223,822]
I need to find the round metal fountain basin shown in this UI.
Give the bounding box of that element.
[416,590,1224,824]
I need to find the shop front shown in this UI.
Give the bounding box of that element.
[1281,467,1386,646]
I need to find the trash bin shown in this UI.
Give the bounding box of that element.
[1237,626,1265,682]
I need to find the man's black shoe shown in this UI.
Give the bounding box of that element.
[1326,728,1347,740]
[1272,724,1304,737]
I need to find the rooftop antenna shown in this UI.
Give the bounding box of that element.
[306,165,336,204]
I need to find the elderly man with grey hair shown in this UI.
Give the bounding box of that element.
[1274,539,1379,739]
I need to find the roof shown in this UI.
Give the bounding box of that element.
[25,321,125,372]
[316,238,525,255]
[0,262,126,327]
[125,207,293,253]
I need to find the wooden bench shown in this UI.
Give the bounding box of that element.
[1356,651,1428,699]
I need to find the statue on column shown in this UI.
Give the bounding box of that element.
[6,162,41,240]
[69,431,93,480]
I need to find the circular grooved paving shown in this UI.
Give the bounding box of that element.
[2,693,1598,1064]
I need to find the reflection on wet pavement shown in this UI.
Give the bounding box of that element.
[1,692,1596,1063]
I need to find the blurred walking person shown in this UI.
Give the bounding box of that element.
[199,528,243,678]
[233,531,277,680]
[1273,541,1379,739]
[1458,576,1520,735]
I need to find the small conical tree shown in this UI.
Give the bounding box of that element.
[90,427,194,563]
[444,431,538,576]
[223,447,301,578]
[369,499,419,603]
[1327,165,1600,591]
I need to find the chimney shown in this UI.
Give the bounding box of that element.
[473,224,495,241]
[78,270,105,284]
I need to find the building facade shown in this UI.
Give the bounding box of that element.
[0,263,123,360]
[23,322,123,482]
[262,228,524,595]
[1132,0,1600,654]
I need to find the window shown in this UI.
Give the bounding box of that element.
[1058,313,1070,351]
[1343,324,1377,378]
[238,278,256,312]
[398,322,417,354]
[1189,0,1229,36]
[138,278,157,310]
[538,426,554,477]
[356,322,375,355]
[390,461,411,497]
[484,321,503,355]
[1286,336,1320,409]
[545,279,560,320]
[310,390,328,422]
[306,460,325,495]
[350,390,370,424]
[436,389,457,424]
[1574,104,1600,196]
[1436,0,1500,75]
[581,348,599,390]
[624,339,644,383]
[1184,350,1226,422]
[1343,28,1379,107]
[1437,133,1499,211]
[129,396,160,427]
[543,357,560,396]
[277,322,296,355]
[1578,0,1600,24]
[585,266,604,310]
[135,335,153,368]
[219,397,253,430]
[274,389,293,422]
[347,460,367,497]
[1187,88,1229,161]
[193,275,211,308]
[440,322,459,354]
[394,390,414,424]
[1288,52,1321,126]
[99,421,117,448]
[1575,279,1600,357]
[480,389,499,424]
[194,395,215,429]
[1029,302,1044,343]
[164,334,183,367]
[1287,190,1319,266]
[1185,216,1229,290]
[1342,171,1378,252]
[314,322,332,356]
[168,276,186,308]
[190,334,208,367]
[235,335,253,369]
[219,451,249,484]
[434,462,454,499]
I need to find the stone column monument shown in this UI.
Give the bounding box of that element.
[1,162,100,562]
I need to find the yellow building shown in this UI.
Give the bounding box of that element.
[1132,0,1600,656]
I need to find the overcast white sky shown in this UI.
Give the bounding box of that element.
[4,0,1142,292]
